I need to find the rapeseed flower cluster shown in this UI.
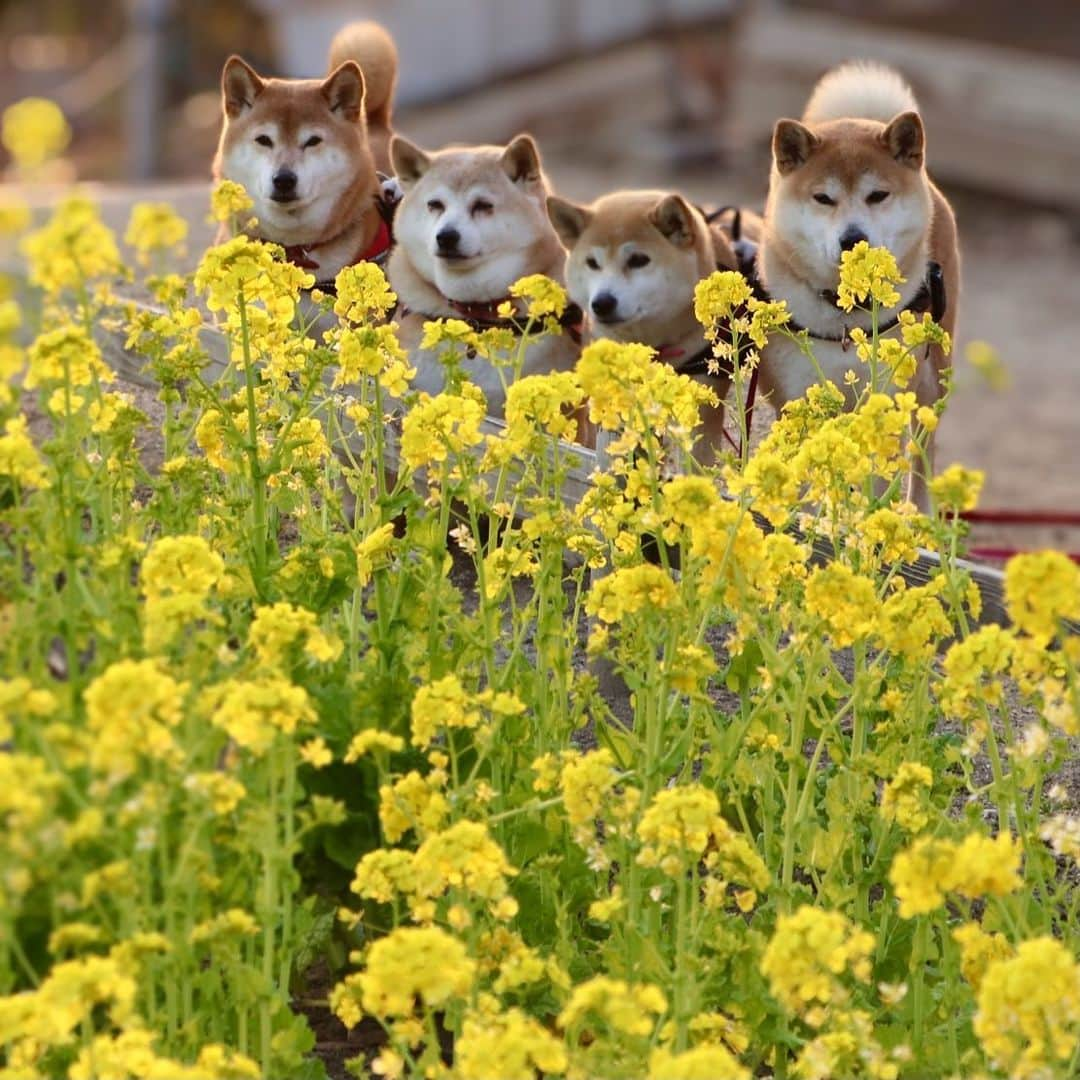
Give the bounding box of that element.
[558,976,667,1037]
[26,324,114,392]
[2,96,70,167]
[974,937,1080,1078]
[83,659,186,783]
[889,832,1022,917]
[399,386,486,471]
[4,160,1078,1080]
[455,1007,568,1080]
[836,240,903,311]
[577,338,714,444]
[330,925,475,1025]
[0,415,50,488]
[760,907,875,1022]
[140,533,225,650]
[125,202,189,266]
[247,601,343,667]
[21,194,123,295]
[210,675,316,755]
[879,762,934,833]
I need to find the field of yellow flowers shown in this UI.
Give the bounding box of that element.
[2,102,1080,1080]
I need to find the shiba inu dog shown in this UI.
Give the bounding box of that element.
[213,21,398,283]
[387,134,580,417]
[547,189,753,461]
[757,62,960,497]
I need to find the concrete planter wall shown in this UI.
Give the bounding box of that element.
[250,0,732,105]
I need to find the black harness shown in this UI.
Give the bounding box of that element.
[699,203,948,348]
[786,261,947,345]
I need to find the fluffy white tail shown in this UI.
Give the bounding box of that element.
[802,62,918,124]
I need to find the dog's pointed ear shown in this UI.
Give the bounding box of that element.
[501,134,543,185]
[391,136,431,187]
[649,194,696,248]
[547,196,592,247]
[881,111,925,169]
[773,119,819,175]
[222,56,264,118]
[322,61,366,122]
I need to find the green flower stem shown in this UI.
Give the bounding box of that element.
[237,292,270,593]
[911,917,930,1056]
[259,745,280,1076]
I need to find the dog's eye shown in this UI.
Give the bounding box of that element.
[470,199,493,215]
[427,199,444,214]
[302,135,323,149]
[866,189,890,205]
[626,252,651,270]
[813,193,836,206]
[585,256,600,271]
[255,134,273,148]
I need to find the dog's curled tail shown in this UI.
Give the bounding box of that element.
[328,21,398,128]
[802,61,918,125]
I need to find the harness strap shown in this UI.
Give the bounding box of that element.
[749,259,947,344]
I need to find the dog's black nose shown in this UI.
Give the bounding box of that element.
[839,226,868,252]
[436,228,460,253]
[591,291,618,320]
[272,169,298,195]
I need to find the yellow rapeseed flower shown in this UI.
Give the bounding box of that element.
[889,832,1021,918]
[2,97,70,168]
[880,762,934,833]
[0,415,50,489]
[124,202,188,266]
[456,1007,568,1080]
[83,660,187,783]
[209,179,254,224]
[1004,551,1080,643]
[587,564,678,624]
[333,261,397,322]
[929,464,984,513]
[760,906,874,1020]
[974,937,1080,1079]
[26,324,114,391]
[378,770,449,843]
[210,675,317,756]
[21,195,122,294]
[953,922,1013,991]
[351,848,416,904]
[400,387,486,471]
[648,1044,750,1080]
[248,601,343,667]
[508,273,568,319]
[804,564,880,648]
[331,925,475,1023]
[344,729,405,762]
[836,241,903,312]
[559,976,667,1037]
[411,820,516,906]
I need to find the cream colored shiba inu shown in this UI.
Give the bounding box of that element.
[213,22,398,284]
[387,134,580,417]
[547,189,754,461]
[757,62,960,496]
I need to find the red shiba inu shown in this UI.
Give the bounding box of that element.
[548,190,754,461]
[213,22,398,284]
[757,62,960,498]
